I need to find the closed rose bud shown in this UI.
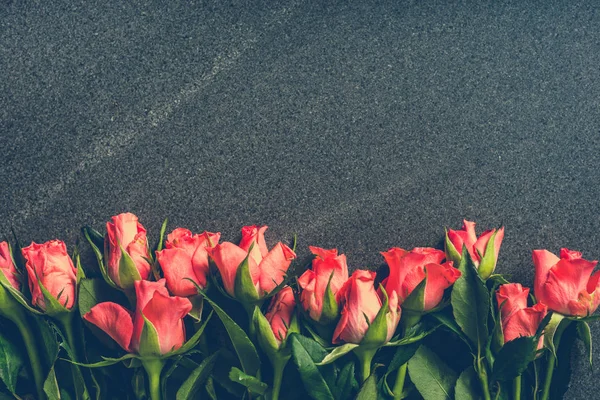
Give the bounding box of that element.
[533,248,600,317]
[208,225,296,301]
[382,247,460,313]
[264,286,297,345]
[297,246,348,322]
[0,242,20,291]
[84,279,192,355]
[496,283,547,347]
[156,228,220,296]
[332,270,400,345]
[105,213,152,288]
[445,220,505,279]
[22,240,77,311]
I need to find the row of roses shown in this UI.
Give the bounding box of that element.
[0,214,597,400]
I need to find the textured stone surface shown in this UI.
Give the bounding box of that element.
[2,0,599,397]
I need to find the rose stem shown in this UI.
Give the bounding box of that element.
[142,358,165,400]
[271,357,288,400]
[56,312,92,399]
[393,312,421,400]
[540,320,570,400]
[513,375,522,400]
[13,313,46,400]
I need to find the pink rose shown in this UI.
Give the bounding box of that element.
[533,248,600,317]
[208,225,296,299]
[297,246,349,322]
[0,242,20,290]
[496,283,547,346]
[105,213,152,288]
[84,279,192,355]
[156,228,220,296]
[382,247,460,312]
[446,220,505,279]
[332,270,399,344]
[22,240,77,310]
[264,286,296,345]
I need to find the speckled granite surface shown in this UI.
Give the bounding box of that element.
[2,1,599,397]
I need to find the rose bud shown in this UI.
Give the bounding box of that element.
[382,247,461,314]
[533,248,600,317]
[208,225,296,306]
[0,241,21,290]
[156,228,220,296]
[297,246,349,324]
[445,219,505,280]
[253,286,299,400]
[332,270,399,345]
[84,279,192,356]
[105,213,152,289]
[496,283,547,347]
[22,240,78,312]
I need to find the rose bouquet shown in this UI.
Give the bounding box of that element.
[0,215,596,400]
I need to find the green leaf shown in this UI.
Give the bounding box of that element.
[455,366,482,400]
[170,311,213,356]
[201,293,260,376]
[355,366,379,400]
[289,333,334,400]
[0,329,24,394]
[332,362,359,400]
[407,345,457,400]
[176,351,220,400]
[118,246,142,290]
[385,321,440,347]
[543,313,567,359]
[576,320,593,367]
[429,310,472,349]
[491,337,537,381]
[233,248,260,302]
[317,343,359,365]
[228,367,268,395]
[77,278,123,318]
[451,247,490,352]
[205,377,218,400]
[43,366,61,400]
[388,342,420,372]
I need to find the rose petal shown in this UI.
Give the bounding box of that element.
[84,302,134,352]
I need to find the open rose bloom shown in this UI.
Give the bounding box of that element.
[496,283,547,347]
[22,240,77,311]
[297,246,349,323]
[0,241,21,291]
[533,248,600,317]
[332,270,399,345]
[446,220,504,279]
[84,279,192,356]
[208,225,296,301]
[156,228,220,297]
[105,213,152,288]
[382,247,461,313]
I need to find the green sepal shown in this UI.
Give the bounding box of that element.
[319,271,340,325]
[0,274,36,319]
[544,312,567,359]
[233,245,260,303]
[169,311,213,356]
[476,230,500,280]
[155,218,168,253]
[360,284,391,349]
[253,306,280,358]
[575,320,593,367]
[317,343,359,365]
[402,276,427,313]
[75,252,86,285]
[118,245,142,290]
[444,228,462,266]
[187,294,204,322]
[82,226,118,289]
[69,353,137,368]
[36,274,71,316]
[138,314,161,357]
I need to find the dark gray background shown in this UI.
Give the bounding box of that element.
[2,0,599,397]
